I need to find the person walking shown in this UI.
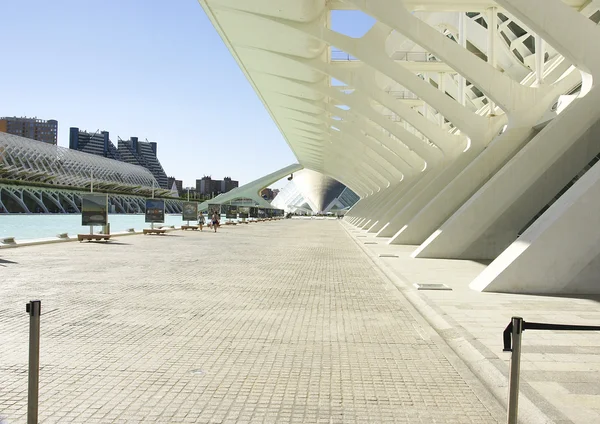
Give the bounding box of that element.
[198,212,205,231]
[211,210,220,233]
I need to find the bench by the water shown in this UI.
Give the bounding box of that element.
[181,225,199,231]
[143,228,167,235]
[78,234,111,242]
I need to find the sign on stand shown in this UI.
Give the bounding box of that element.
[145,199,165,224]
[207,203,221,216]
[223,204,238,220]
[82,194,108,232]
[238,206,249,219]
[182,202,198,222]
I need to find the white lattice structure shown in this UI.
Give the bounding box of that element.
[200,0,600,294]
[0,132,161,193]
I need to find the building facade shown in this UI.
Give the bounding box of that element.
[260,188,274,200]
[167,177,183,196]
[69,128,121,160]
[118,137,169,189]
[0,116,58,144]
[221,177,238,193]
[197,176,239,196]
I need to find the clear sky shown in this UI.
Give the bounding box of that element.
[0,0,298,189]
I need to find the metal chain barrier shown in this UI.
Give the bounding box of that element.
[502,317,600,424]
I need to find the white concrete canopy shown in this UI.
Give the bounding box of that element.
[199,0,600,294]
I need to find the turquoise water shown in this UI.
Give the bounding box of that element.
[0,214,196,241]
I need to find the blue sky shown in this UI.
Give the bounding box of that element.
[0,2,377,189]
[0,0,297,188]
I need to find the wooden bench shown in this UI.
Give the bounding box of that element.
[77,234,111,242]
[181,225,199,231]
[143,228,167,235]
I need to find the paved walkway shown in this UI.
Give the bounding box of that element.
[0,220,502,423]
[344,222,600,424]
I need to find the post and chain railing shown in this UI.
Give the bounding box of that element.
[502,317,600,424]
[26,300,41,424]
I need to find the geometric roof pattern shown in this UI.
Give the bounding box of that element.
[198,0,591,199]
[0,132,163,194]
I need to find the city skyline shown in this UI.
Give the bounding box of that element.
[0,0,297,189]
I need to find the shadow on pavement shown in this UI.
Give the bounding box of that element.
[527,292,600,304]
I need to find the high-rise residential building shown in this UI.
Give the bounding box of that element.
[69,128,121,160]
[167,177,183,195]
[118,137,169,189]
[197,176,220,196]
[221,176,239,193]
[0,116,58,144]
[197,176,239,196]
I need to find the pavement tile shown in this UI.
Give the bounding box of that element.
[1,220,501,423]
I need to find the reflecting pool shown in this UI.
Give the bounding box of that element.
[0,214,190,242]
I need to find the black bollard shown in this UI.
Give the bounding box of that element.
[26,300,41,424]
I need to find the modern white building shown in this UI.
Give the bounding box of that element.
[272,169,359,214]
[199,0,600,295]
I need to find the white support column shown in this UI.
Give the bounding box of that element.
[471,156,600,295]
[535,35,545,85]
[364,180,420,232]
[458,12,467,107]
[381,145,484,240]
[413,84,600,260]
[487,7,497,114]
[438,73,445,127]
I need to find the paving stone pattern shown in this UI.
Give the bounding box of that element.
[0,220,501,423]
[351,231,600,424]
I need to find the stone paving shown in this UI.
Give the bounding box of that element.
[0,220,503,423]
[343,223,600,424]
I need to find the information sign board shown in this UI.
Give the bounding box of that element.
[182,202,198,221]
[145,199,165,223]
[223,204,238,219]
[207,204,221,216]
[238,206,250,219]
[81,194,108,226]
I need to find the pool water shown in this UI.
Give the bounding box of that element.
[0,214,197,241]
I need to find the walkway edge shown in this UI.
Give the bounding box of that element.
[340,222,555,424]
[0,227,181,249]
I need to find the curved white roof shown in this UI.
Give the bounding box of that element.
[0,132,160,192]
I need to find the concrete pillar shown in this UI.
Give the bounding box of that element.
[414,87,600,260]
[471,156,600,295]
[438,73,445,127]
[458,12,467,107]
[487,7,497,114]
[535,36,545,85]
